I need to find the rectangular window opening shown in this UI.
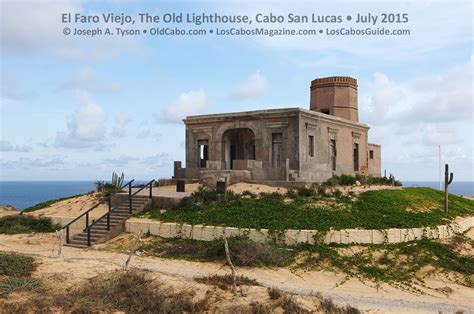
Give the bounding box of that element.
[330,139,336,171]
[308,135,314,157]
[272,133,283,167]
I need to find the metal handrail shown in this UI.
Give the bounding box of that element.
[62,179,135,244]
[132,179,155,197]
[130,179,155,214]
[83,179,155,246]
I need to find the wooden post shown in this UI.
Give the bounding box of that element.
[55,230,62,258]
[124,229,143,269]
[224,236,237,292]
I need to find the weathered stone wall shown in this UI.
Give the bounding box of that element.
[124,216,474,245]
[368,143,382,177]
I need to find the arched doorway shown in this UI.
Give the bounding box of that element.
[222,128,256,169]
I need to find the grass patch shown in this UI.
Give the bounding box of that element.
[0,215,61,234]
[194,274,260,290]
[0,277,42,297]
[138,236,294,267]
[147,187,473,232]
[22,193,87,213]
[0,252,36,277]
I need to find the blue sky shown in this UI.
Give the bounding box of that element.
[0,0,472,181]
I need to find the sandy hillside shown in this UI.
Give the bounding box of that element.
[0,205,19,218]
[29,193,109,219]
[0,232,472,313]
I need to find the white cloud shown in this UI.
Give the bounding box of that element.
[231,71,268,100]
[422,125,460,146]
[361,56,473,126]
[162,89,209,123]
[0,0,144,61]
[59,67,121,93]
[0,140,31,152]
[55,93,107,148]
[112,112,130,138]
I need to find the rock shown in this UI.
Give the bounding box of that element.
[27,237,41,245]
[355,181,362,187]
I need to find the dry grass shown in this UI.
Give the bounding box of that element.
[0,252,37,277]
[194,274,260,290]
[0,269,209,313]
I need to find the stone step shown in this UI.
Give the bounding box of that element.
[65,242,88,248]
[74,234,102,241]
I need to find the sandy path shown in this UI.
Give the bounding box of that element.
[0,233,472,313]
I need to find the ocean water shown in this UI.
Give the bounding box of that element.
[402,181,473,197]
[0,181,96,210]
[0,180,472,211]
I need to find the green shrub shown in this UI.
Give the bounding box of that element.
[333,189,343,199]
[286,189,298,199]
[0,215,61,234]
[241,190,257,199]
[325,177,339,187]
[296,187,316,197]
[339,174,357,186]
[0,253,36,277]
[139,236,295,267]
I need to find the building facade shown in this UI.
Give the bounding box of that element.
[174,76,381,185]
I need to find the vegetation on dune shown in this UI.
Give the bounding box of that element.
[145,186,473,231]
[0,252,37,277]
[194,274,260,290]
[136,235,294,267]
[0,215,61,234]
[22,193,86,213]
[0,253,41,297]
[296,234,474,290]
[325,173,402,187]
[105,232,473,290]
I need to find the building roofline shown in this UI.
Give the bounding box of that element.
[184,107,369,129]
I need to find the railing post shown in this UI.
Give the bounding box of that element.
[129,182,132,214]
[86,212,89,229]
[66,226,70,244]
[107,212,110,231]
[149,181,152,198]
[87,229,91,247]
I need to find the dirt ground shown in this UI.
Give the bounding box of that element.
[0,233,472,313]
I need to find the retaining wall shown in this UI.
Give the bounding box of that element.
[124,216,474,245]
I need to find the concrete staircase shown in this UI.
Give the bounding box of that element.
[66,195,151,248]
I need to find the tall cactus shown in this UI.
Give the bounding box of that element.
[111,171,125,188]
[444,164,454,213]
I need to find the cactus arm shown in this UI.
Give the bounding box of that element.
[448,173,453,185]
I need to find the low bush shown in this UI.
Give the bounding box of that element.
[0,215,61,234]
[296,187,316,197]
[139,236,295,267]
[0,252,37,277]
[267,287,283,300]
[66,269,208,313]
[194,274,259,290]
